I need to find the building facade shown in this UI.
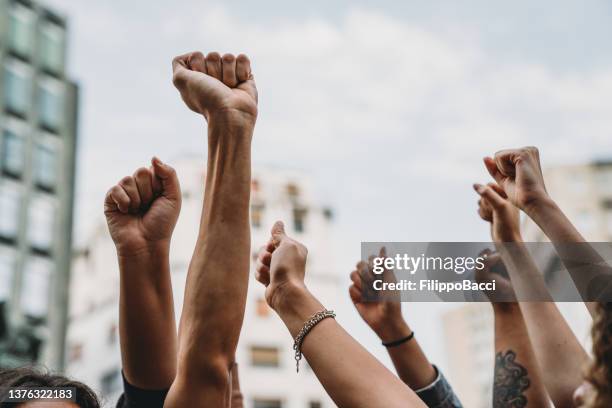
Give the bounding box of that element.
[0,0,78,370]
[67,157,338,408]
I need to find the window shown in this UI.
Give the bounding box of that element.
[100,369,121,395]
[250,346,280,367]
[0,249,16,301]
[1,129,25,177]
[3,64,32,116]
[251,202,265,228]
[0,182,22,240]
[253,399,282,408]
[68,342,83,363]
[39,22,66,74]
[286,183,300,198]
[292,207,307,233]
[27,194,56,252]
[8,4,35,57]
[38,81,64,130]
[33,142,58,190]
[20,256,53,319]
[255,297,270,317]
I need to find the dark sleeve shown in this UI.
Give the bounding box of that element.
[115,371,168,408]
[414,365,463,408]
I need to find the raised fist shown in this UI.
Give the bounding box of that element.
[255,221,308,310]
[172,51,258,122]
[104,158,181,256]
[474,182,520,242]
[349,248,405,340]
[475,249,516,303]
[483,146,548,213]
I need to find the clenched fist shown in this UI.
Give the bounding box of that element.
[474,182,521,242]
[483,146,549,213]
[349,249,407,341]
[255,221,308,310]
[172,51,258,122]
[104,158,181,256]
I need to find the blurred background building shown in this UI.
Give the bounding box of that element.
[0,0,78,370]
[67,156,338,408]
[443,161,606,407]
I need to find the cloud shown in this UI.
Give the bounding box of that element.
[43,1,612,245]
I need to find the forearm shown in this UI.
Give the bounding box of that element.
[178,113,253,369]
[274,286,426,408]
[492,303,549,407]
[118,246,176,389]
[497,241,588,407]
[374,319,436,390]
[528,198,606,315]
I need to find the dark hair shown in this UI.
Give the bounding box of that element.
[586,302,612,407]
[0,366,100,407]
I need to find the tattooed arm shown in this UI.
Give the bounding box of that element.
[493,304,550,408]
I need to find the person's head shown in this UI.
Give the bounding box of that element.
[579,302,612,407]
[0,366,99,408]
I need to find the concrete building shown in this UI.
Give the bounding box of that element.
[67,157,339,408]
[442,161,606,407]
[0,0,78,370]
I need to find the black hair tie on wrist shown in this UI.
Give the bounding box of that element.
[382,331,415,348]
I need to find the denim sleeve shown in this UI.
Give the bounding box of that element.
[414,365,463,408]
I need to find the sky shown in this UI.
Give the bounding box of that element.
[44,0,611,379]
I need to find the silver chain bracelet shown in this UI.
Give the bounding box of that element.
[293,309,336,373]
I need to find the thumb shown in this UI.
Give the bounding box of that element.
[473,183,506,210]
[152,157,181,202]
[271,221,286,248]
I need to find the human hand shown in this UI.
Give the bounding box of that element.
[474,182,521,242]
[475,249,516,304]
[104,158,181,256]
[255,221,309,311]
[172,51,258,122]
[349,248,408,342]
[483,146,549,213]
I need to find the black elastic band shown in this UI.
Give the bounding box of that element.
[382,331,415,348]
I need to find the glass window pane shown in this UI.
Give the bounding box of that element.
[8,5,35,57]
[39,83,64,130]
[20,256,53,318]
[40,23,65,73]
[27,195,56,251]
[250,346,280,367]
[0,183,22,239]
[0,249,16,301]
[1,129,25,177]
[34,143,58,189]
[3,66,31,116]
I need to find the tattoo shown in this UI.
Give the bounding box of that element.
[493,350,530,408]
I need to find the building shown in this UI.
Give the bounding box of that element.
[442,161,606,407]
[67,157,339,408]
[0,0,78,370]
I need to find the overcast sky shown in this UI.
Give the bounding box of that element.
[45,0,610,376]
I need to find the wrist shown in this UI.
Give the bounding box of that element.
[523,194,556,219]
[116,240,171,260]
[374,318,412,343]
[268,280,311,315]
[207,108,257,128]
[492,301,521,315]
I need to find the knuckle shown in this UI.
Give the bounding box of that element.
[222,53,235,62]
[134,167,149,178]
[206,52,220,61]
[119,176,133,186]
